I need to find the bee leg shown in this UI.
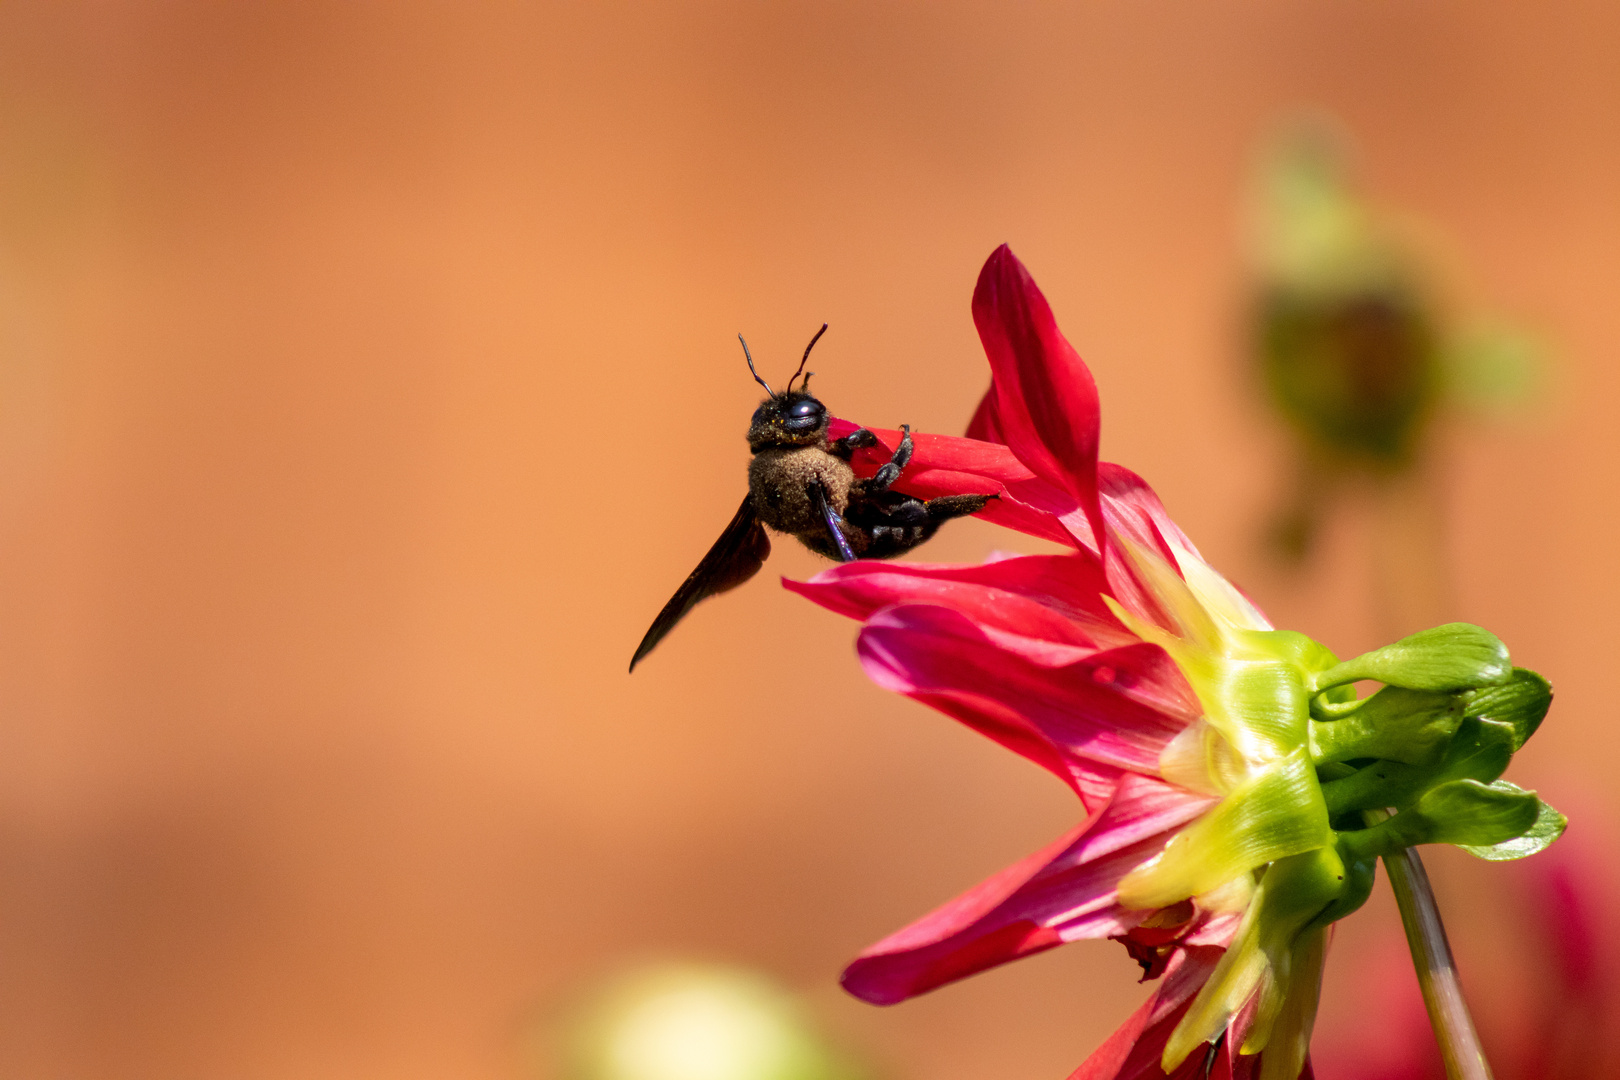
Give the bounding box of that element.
[924,492,996,521]
[866,424,913,491]
[880,497,930,526]
[829,427,878,459]
[808,481,857,562]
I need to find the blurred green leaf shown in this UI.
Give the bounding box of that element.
[1444,322,1544,414]
[561,964,868,1080]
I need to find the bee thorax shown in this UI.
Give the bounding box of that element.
[748,447,853,534]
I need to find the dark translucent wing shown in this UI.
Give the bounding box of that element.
[629,494,771,671]
[810,482,856,562]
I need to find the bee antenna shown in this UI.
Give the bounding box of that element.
[739,334,773,396]
[788,323,828,393]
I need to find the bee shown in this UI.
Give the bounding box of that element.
[629,324,995,671]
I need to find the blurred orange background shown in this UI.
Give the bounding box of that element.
[0,3,1615,1078]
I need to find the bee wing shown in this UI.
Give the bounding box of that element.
[629,494,772,671]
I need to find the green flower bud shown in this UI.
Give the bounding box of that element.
[1309,623,1510,696]
[1309,686,1463,765]
[1111,538,1557,1074]
[1319,713,1516,818]
[1339,779,1541,859]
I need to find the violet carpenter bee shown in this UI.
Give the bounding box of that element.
[629,325,994,671]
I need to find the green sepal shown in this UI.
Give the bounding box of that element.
[1162,848,1344,1072]
[1118,750,1331,910]
[1309,623,1510,695]
[1430,716,1517,788]
[1462,797,1567,861]
[1416,779,1542,846]
[1197,638,1321,757]
[1339,779,1540,858]
[1315,761,1355,783]
[1309,686,1462,766]
[1303,841,1377,932]
[1255,929,1327,1080]
[1320,681,1358,706]
[1462,667,1551,751]
[1322,760,1423,819]
[1319,715,1515,818]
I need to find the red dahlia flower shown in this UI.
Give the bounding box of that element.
[788,246,1559,1080]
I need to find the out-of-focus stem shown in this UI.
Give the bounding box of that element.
[1382,846,1494,1080]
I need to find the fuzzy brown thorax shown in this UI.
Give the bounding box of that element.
[747,446,853,535]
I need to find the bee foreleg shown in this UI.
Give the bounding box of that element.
[829,427,878,459]
[866,424,913,491]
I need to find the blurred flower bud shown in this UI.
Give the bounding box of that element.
[1249,115,1545,567]
[1254,117,1439,469]
[558,963,868,1080]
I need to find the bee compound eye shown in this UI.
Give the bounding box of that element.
[787,398,824,422]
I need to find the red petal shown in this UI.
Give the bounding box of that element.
[826,420,1032,485]
[1067,946,1312,1080]
[828,419,1086,547]
[971,245,1106,551]
[856,605,1195,786]
[786,553,1125,652]
[1068,946,1223,1080]
[842,775,1212,1005]
[965,385,1005,443]
[1099,462,1197,563]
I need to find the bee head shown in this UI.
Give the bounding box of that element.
[747,390,828,450]
[740,324,831,451]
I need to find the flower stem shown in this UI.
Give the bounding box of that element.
[1382,846,1494,1080]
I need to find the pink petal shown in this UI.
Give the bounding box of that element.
[857,605,1196,783]
[1099,462,1195,567]
[1089,772,1216,850]
[839,829,1071,1006]
[843,775,1213,1005]
[971,245,1107,551]
[1183,911,1244,948]
[785,553,1125,652]
[896,669,1121,807]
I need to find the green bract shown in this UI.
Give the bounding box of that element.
[1110,543,1556,1079]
